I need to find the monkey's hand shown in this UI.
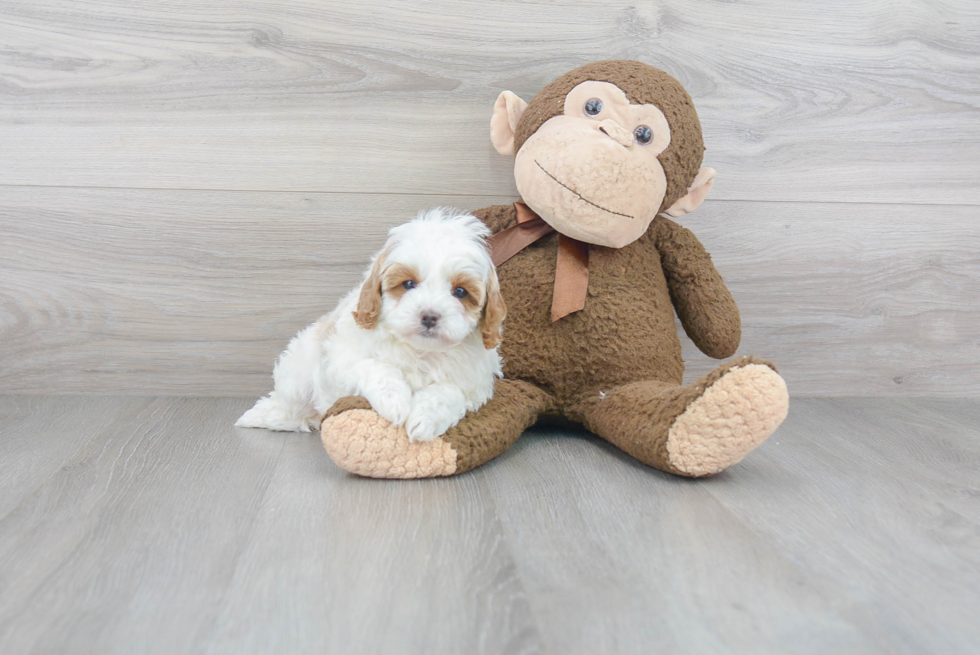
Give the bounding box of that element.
[653,216,741,359]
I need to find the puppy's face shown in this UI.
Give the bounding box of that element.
[353,210,505,352]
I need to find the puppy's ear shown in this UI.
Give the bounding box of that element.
[481,266,507,349]
[353,247,388,329]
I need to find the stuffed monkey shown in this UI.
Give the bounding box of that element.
[321,60,789,479]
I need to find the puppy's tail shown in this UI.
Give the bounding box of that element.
[235,393,321,432]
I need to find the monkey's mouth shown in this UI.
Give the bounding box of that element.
[534,161,634,220]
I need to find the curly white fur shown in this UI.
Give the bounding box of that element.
[236,208,504,442]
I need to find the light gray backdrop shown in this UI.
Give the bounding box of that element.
[1,0,978,396]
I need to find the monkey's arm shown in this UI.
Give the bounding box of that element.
[653,216,741,359]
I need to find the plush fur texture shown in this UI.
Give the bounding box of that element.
[512,79,679,249]
[665,363,789,476]
[321,379,552,478]
[512,60,705,213]
[474,204,742,405]
[321,399,459,478]
[238,208,504,442]
[322,202,788,477]
[320,61,789,478]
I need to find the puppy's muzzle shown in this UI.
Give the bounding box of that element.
[420,312,440,330]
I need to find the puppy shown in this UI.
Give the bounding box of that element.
[236,208,505,442]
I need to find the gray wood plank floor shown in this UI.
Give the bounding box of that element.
[0,397,977,654]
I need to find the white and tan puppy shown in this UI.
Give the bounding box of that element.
[236,208,505,442]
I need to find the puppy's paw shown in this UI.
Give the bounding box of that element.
[405,387,464,442]
[369,387,412,427]
[404,410,448,443]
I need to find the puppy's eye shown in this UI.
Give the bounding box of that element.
[584,98,603,117]
[633,125,653,145]
[402,280,418,291]
[452,286,468,299]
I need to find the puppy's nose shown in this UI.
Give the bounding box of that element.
[421,312,440,329]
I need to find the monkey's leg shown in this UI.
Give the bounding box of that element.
[321,380,554,479]
[573,356,789,477]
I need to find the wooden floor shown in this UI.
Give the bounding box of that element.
[0,397,977,654]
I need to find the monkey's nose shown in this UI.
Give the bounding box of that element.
[598,120,633,147]
[421,312,440,329]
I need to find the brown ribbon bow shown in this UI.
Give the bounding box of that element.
[487,202,589,322]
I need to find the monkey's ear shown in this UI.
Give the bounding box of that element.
[665,167,716,218]
[490,91,529,156]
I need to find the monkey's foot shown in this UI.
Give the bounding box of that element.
[665,362,789,477]
[321,381,552,479]
[321,397,458,479]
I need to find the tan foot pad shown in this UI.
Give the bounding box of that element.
[667,364,789,477]
[321,409,458,479]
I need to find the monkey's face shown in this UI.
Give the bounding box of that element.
[513,81,673,248]
[490,65,715,247]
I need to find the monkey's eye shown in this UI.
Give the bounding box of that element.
[584,98,603,117]
[452,286,468,299]
[402,280,418,291]
[634,125,653,145]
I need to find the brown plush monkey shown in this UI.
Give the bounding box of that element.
[321,60,789,479]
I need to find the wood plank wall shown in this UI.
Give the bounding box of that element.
[1,0,978,396]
